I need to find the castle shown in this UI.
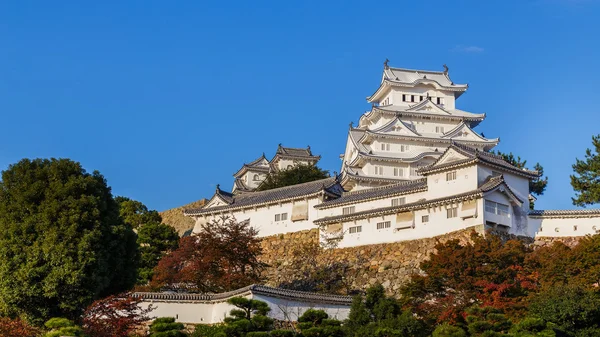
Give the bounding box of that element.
[184,62,600,247]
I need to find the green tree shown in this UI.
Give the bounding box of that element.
[510,317,560,337]
[493,151,548,208]
[44,318,85,337]
[221,297,274,336]
[345,284,428,337]
[191,324,225,337]
[149,317,188,337]
[0,158,138,323]
[137,221,180,284]
[256,164,329,191]
[465,306,512,336]
[571,134,600,206]
[529,284,600,336]
[297,309,343,337]
[432,323,467,337]
[115,196,162,230]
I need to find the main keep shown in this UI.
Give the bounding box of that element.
[185,62,600,247]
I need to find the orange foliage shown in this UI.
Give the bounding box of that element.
[0,317,41,337]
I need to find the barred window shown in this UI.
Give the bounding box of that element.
[349,226,362,234]
[447,207,458,218]
[446,171,457,181]
[376,221,391,229]
[422,215,429,223]
[485,200,509,216]
[342,206,355,215]
[391,197,406,207]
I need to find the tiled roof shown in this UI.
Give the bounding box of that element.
[384,66,467,89]
[529,209,600,218]
[276,144,320,159]
[315,175,510,225]
[133,284,353,306]
[184,177,340,216]
[316,179,427,209]
[418,143,539,179]
[233,154,270,178]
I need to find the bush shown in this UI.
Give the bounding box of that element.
[432,323,467,337]
[192,324,225,337]
[149,317,187,337]
[269,330,295,337]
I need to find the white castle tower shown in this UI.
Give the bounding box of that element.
[340,61,499,191]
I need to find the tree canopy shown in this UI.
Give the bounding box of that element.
[136,220,180,284]
[256,164,329,191]
[0,158,138,323]
[571,134,600,206]
[150,216,265,293]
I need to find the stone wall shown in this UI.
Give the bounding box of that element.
[258,226,485,297]
[534,235,583,248]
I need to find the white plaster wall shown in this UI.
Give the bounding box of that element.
[533,217,600,237]
[139,293,350,325]
[426,166,478,199]
[244,171,267,189]
[316,189,429,218]
[332,199,484,248]
[193,197,322,238]
[386,86,456,110]
[252,294,351,322]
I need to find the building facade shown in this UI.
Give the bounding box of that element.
[186,62,600,245]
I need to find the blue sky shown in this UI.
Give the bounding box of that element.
[1,0,599,211]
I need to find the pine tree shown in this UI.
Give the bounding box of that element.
[571,134,600,206]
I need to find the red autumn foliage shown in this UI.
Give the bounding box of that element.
[150,216,265,293]
[0,317,41,337]
[401,231,537,323]
[81,293,154,337]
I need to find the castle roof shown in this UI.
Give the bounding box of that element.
[368,64,468,102]
[529,209,600,218]
[315,175,520,225]
[417,143,539,179]
[315,179,427,209]
[233,154,270,178]
[360,105,485,128]
[184,177,340,216]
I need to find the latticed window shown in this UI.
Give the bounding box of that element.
[393,168,404,177]
[391,197,406,207]
[446,171,457,181]
[376,221,391,229]
[447,207,458,218]
[342,206,355,215]
[422,215,429,223]
[349,226,362,234]
[485,200,509,216]
[274,213,288,221]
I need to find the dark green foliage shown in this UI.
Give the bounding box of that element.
[149,317,188,337]
[137,221,180,284]
[493,151,548,208]
[465,306,512,336]
[191,324,225,337]
[44,317,85,337]
[297,309,343,337]
[222,297,274,336]
[571,134,600,206]
[529,285,600,336]
[269,330,294,337]
[510,317,560,337]
[256,164,329,191]
[115,196,162,229]
[0,158,138,323]
[432,323,467,337]
[344,284,428,337]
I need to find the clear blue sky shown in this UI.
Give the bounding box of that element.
[1,0,599,211]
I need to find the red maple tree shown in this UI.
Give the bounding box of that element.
[82,293,154,337]
[0,317,41,337]
[150,216,265,293]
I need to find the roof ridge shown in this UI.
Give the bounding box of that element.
[236,177,335,199]
[342,178,426,196]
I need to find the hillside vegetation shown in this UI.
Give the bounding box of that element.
[160,199,206,236]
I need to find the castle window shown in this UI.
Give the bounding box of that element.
[446,171,457,181]
[411,95,415,102]
[436,126,445,133]
[402,94,407,102]
[380,143,390,151]
[420,96,424,102]
[485,200,510,216]
[253,174,260,181]
[342,206,355,215]
[274,213,288,222]
[376,221,391,229]
[349,226,362,234]
[374,166,384,175]
[574,225,578,231]
[436,97,442,105]
[393,168,403,177]
[447,207,458,218]
[401,145,410,152]
[422,215,429,223]
[392,197,406,207]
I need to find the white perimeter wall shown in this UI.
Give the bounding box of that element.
[138,294,351,325]
[531,217,600,238]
